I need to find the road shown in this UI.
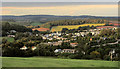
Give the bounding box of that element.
[91,39,120,47]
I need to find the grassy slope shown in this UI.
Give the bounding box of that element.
[2,57,118,67]
[0,37,14,42]
[51,24,105,32]
[0,37,2,43]
[30,22,42,26]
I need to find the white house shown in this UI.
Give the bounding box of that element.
[54,49,62,53]
[10,30,16,33]
[7,35,15,37]
[20,46,27,50]
[31,46,37,51]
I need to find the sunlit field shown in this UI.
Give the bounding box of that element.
[51,23,105,32]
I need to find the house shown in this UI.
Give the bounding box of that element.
[80,32,89,37]
[53,36,58,38]
[96,26,116,30]
[58,40,63,43]
[53,42,62,46]
[100,37,107,40]
[20,46,27,50]
[64,40,70,42]
[36,34,39,36]
[7,35,15,37]
[54,49,62,53]
[10,30,16,33]
[61,49,77,53]
[62,38,67,40]
[75,33,80,36]
[91,32,95,35]
[41,42,62,46]
[48,38,53,40]
[109,49,116,61]
[72,36,77,38]
[57,37,62,40]
[70,43,78,47]
[31,46,37,51]
[90,38,93,41]
[42,36,47,40]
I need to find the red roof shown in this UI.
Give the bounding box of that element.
[32,28,50,31]
[96,26,115,29]
[109,23,120,26]
[70,43,78,45]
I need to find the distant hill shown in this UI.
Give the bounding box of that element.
[1,15,118,22]
[1,15,118,26]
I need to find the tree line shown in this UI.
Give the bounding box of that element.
[41,19,108,29]
[2,22,32,36]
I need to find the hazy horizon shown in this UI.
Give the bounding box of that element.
[1,2,118,16]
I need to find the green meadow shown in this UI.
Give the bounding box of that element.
[2,57,119,67]
[51,23,105,32]
[0,37,14,42]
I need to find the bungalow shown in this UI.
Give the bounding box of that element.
[62,38,67,40]
[7,35,15,37]
[20,46,27,50]
[10,30,16,33]
[54,49,62,53]
[64,40,70,42]
[53,36,58,38]
[48,38,53,40]
[56,37,62,40]
[80,32,89,37]
[75,33,80,36]
[53,42,62,46]
[61,49,77,53]
[70,43,78,47]
[42,36,47,40]
[31,46,37,51]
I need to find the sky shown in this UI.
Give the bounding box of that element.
[1,2,118,16]
[1,0,120,2]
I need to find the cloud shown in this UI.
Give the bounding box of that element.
[2,4,118,16]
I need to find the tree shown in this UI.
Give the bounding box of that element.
[90,51,101,59]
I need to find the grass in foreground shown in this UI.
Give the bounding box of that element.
[51,23,105,32]
[2,57,118,67]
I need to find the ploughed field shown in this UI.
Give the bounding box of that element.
[51,23,105,32]
[2,57,119,67]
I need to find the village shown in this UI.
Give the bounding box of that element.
[5,25,119,56]
[0,19,119,61]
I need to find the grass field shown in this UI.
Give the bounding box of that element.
[2,57,118,67]
[0,37,2,43]
[0,37,14,42]
[51,23,105,32]
[30,22,42,26]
